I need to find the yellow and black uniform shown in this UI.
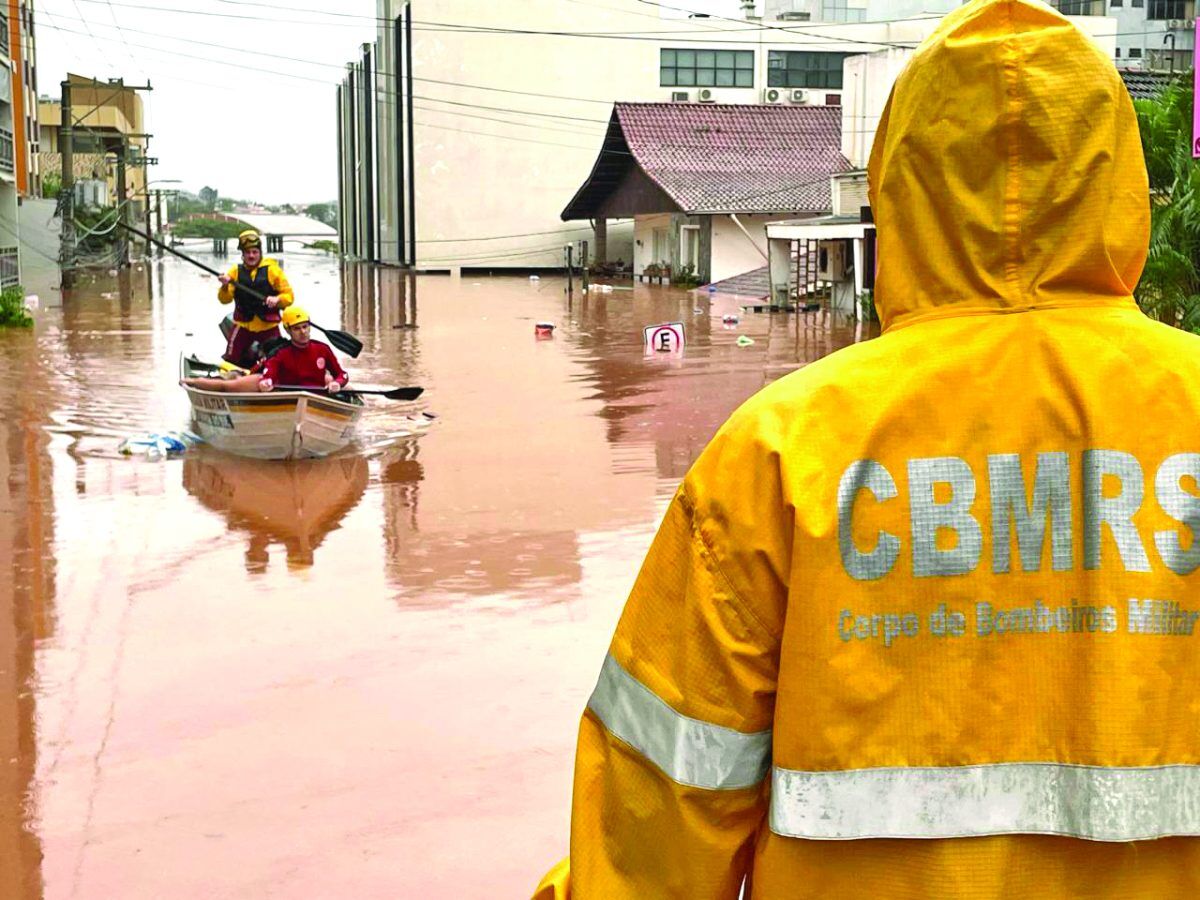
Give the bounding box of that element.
[537,1,1200,897]
[217,257,293,331]
[217,255,293,368]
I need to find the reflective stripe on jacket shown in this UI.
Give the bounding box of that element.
[537,0,1200,897]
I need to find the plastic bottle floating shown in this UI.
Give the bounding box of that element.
[722,314,740,326]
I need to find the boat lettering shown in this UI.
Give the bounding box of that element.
[195,411,234,429]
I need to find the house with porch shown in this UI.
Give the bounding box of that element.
[561,102,850,288]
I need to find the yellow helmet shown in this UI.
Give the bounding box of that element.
[237,229,262,251]
[281,306,310,328]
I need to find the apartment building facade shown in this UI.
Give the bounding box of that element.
[338,0,1118,273]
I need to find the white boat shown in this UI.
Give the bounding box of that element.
[179,355,365,460]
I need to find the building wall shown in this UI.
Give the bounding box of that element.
[841,17,1116,169]
[710,214,775,284]
[38,83,149,213]
[342,2,1121,271]
[347,0,949,270]
[1107,4,1194,69]
[633,213,675,275]
[8,0,37,197]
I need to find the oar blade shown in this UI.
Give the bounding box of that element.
[382,386,423,401]
[319,326,364,358]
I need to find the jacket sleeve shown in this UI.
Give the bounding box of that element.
[268,262,294,308]
[217,265,238,304]
[538,417,790,898]
[322,346,348,385]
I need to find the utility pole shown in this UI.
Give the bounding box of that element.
[155,190,164,256]
[405,1,416,268]
[581,241,589,291]
[565,244,574,294]
[114,138,129,268]
[60,79,75,287]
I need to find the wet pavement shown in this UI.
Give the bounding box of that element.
[0,251,875,898]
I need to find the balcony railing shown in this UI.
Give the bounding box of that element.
[0,246,19,289]
[0,128,13,175]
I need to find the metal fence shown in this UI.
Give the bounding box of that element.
[0,128,13,174]
[0,246,19,289]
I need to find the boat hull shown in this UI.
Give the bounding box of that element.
[181,356,363,460]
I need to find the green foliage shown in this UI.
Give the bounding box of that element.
[0,285,32,328]
[172,218,246,240]
[858,289,878,323]
[671,262,702,287]
[42,171,62,200]
[308,239,338,254]
[305,202,338,228]
[1134,78,1200,331]
[198,185,219,211]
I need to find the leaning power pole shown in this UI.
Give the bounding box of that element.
[59,79,75,287]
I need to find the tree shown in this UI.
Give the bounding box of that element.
[1134,79,1200,332]
[198,185,219,211]
[305,202,338,228]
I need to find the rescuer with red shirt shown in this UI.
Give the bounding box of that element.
[257,306,349,394]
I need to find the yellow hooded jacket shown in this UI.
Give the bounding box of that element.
[537,1,1200,897]
[217,256,293,332]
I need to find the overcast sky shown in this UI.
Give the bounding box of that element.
[34,0,741,206]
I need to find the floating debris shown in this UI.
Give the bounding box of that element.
[722,314,740,326]
[736,335,755,347]
[535,321,556,336]
[117,430,203,460]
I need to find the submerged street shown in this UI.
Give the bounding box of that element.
[0,252,873,898]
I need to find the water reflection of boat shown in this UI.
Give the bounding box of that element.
[180,355,365,460]
[182,451,368,571]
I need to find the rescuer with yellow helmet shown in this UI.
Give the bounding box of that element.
[535,1,1200,897]
[216,229,294,368]
[256,305,348,394]
[180,305,349,395]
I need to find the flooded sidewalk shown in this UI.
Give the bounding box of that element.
[0,255,873,898]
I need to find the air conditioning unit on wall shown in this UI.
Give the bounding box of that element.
[762,87,783,104]
[671,90,690,102]
[698,87,716,102]
[789,89,810,105]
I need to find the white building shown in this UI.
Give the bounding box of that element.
[338,1,1120,275]
[0,7,20,290]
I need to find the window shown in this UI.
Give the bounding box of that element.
[1129,47,1142,57]
[1132,0,1144,7]
[660,49,754,88]
[1055,0,1105,12]
[767,51,851,89]
[1111,0,1122,6]
[1115,47,1122,56]
[1147,0,1189,16]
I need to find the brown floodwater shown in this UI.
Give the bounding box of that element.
[0,251,875,898]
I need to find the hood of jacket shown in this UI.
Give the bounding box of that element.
[867,0,1149,331]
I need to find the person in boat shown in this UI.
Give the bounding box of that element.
[182,306,349,394]
[256,306,349,393]
[218,230,294,369]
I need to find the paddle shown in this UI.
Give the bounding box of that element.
[275,385,424,401]
[116,221,365,358]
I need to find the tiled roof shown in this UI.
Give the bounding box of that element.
[562,102,850,219]
[1119,69,1181,101]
